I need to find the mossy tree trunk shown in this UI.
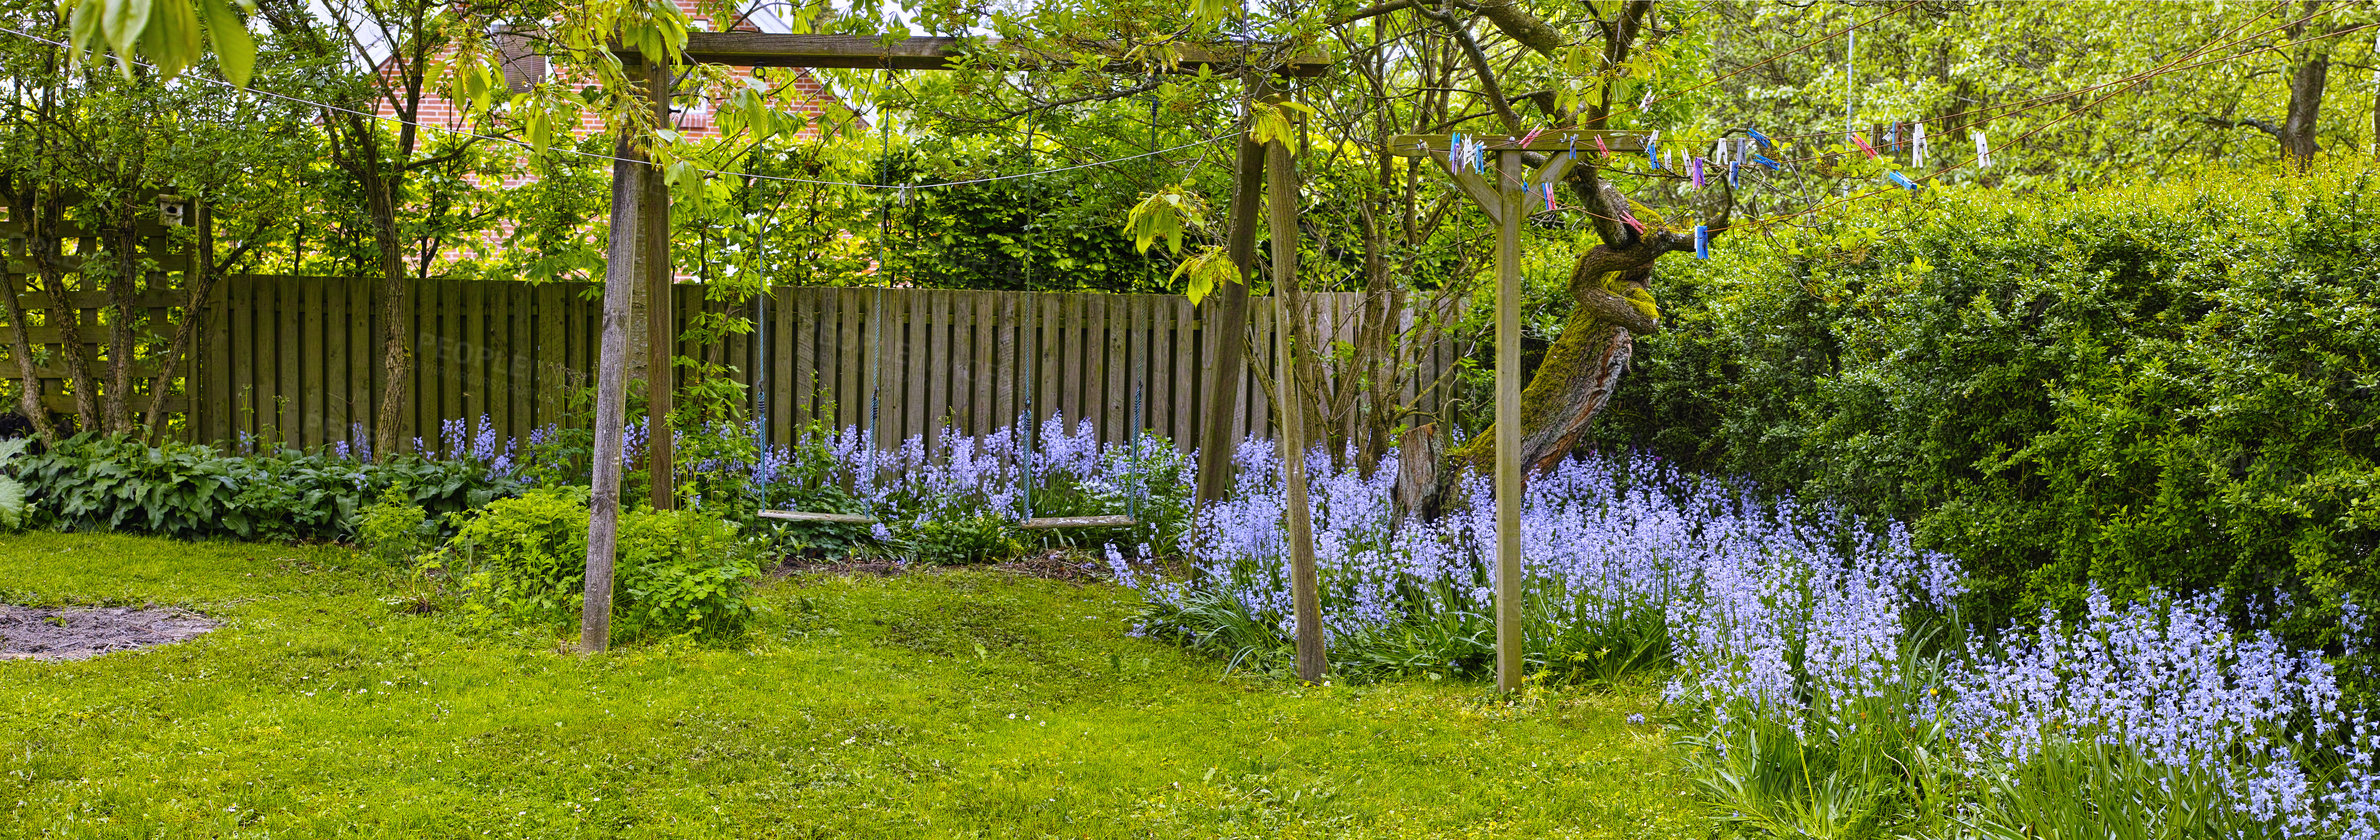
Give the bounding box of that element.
[1396,177,1727,519]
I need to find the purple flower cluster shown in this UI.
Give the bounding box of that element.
[1157,443,1957,710]
[1946,590,2380,835]
[1136,441,2380,830]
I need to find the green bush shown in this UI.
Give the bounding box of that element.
[0,438,29,532]
[614,508,763,639]
[1590,165,2380,643]
[7,434,520,542]
[355,487,433,566]
[440,488,762,642]
[894,512,1024,566]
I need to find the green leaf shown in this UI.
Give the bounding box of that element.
[101,0,154,65]
[1171,247,1238,307]
[198,0,254,86]
[139,0,198,78]
[525,109,552,153]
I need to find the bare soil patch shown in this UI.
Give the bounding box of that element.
[0,605,218,661]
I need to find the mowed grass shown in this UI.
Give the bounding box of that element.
[0,533,1699,838]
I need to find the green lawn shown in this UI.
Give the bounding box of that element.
[0,533,1699,838]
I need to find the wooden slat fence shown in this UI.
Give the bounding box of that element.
[7,274,1460,453]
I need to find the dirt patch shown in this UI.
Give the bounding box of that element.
[0,605,219,661]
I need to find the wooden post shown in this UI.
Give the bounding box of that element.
[644,60,676,510]
[1267,132,1325,683]
[1383,131,1612,692]
[581,129,644,654]
[1493,149,1524,694]
[1193,73,1275,506]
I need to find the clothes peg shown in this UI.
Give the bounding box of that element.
[1885,170,1918,190]
[1912,122,1928,169]
[1519,128,1545,147]
[1747,127,1772,149]
[1543,183,1557,212]
[1851,131,1878,159]
[1694,225,1710,260]
[1691,156,1705,188]
[1595,135,1611,159]
[1728,160,1742,188]
[1973,130,1991,169]
[1751,152,1781,171]
[1647,131,1661,169]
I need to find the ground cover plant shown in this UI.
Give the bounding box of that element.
[8,422,524,543]
[1131,438,2380,838]
[0,532,1696,838]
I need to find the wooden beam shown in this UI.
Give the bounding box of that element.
[1193,74,1274,507]
[1018,514,1139,530]
[1494,149,1525,694]
[581,128,644,655]
[628,32,1329,77]
[645,61,676,511]
[1268,130,1325,684]
[1386,131,1649,156]
[758,510,878,525]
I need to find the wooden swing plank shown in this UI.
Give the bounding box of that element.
[1018,515,1139,530]
[757,510,879,525]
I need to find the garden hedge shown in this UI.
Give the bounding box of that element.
[1590,166,2380,647]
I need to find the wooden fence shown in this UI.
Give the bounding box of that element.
[163,278,1463,452]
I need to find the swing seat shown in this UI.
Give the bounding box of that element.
[757,510,879,525]
[1018,514,1139,530]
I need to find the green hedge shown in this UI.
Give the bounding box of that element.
[1591,166,2380,644]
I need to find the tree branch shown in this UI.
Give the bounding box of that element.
[1413,5,1523,134]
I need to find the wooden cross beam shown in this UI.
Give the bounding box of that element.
[1388,131,1648,227]
[623,33,1330,77]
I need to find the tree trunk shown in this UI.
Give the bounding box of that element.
[0,268,54,441]
[2280,50,2328,168]
[370,179,412,458]
[100,211,138,434]
[24,197,102,430]
[1399,241,1672,516]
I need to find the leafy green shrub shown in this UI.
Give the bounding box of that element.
[9,434,521,542]
[0,438,29,532]
[895,512,1024,566]
[1591,165,2380,641]
[440,488,761,642]
[355,487,433,566]
[614,508,763,640]
[444,487,596,621]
